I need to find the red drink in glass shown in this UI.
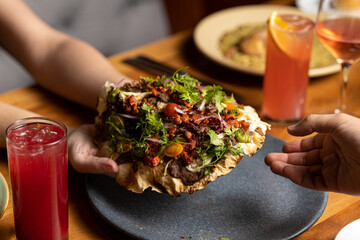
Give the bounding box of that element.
[6,117,68,240]
[262,13,314,122]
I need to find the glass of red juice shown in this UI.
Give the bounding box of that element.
[262,12,315,123]
[6,117,68,240]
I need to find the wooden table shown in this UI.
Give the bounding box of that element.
[1,29,360,239]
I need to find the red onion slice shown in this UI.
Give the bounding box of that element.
[174,107,186,115]
[146,138,160,143]
[194,116,211,123]
[198,99,206,111]
[218,113,228,128]
[118,113,140,119]
[194,114,218,123]
[164,123,176,128]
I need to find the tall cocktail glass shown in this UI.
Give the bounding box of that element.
[262,12,315,122]
[6,117,68,240]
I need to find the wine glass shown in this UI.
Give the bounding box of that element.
[316,0,360,113]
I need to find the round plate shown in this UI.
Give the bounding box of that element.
[193,5,340,78]
[335,219,360,240]
[86,135,328,240]
[0,172,9,219]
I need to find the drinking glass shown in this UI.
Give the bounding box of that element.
[262,12,315,122]
[6,117,68,240]
[316,0,360,113]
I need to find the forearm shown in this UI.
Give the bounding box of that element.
[30,35,129,109]
[0,0,131,110]
[0,102,41,148]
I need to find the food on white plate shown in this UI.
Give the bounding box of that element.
[219,22,336,71]
[239,28,267,57]
[94,69,270,196]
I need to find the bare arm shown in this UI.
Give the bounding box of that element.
[0,0,131,109]
[0,0,130,173]
[0,102,41,148]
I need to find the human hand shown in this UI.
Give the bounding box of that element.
[265,114,360,195]
[67,124,118,175]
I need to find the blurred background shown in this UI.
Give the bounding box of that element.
[0,0,292,93]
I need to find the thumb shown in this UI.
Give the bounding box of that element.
[288,114,338,136]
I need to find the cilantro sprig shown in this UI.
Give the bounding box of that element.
[202,85,226,112]
[141,67,201,105]
[105,116,132,158]
[170,68,201,105]
[197,129,243,174]
[136,103,166,141]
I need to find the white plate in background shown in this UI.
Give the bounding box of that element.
[193,5,340,78]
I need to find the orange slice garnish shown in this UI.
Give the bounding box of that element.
[268,11,300,59]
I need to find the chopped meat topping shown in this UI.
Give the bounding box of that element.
[182,152,194,166]
[184,131,193,141]
[227,119,240,128]
[240,120,250,131]
[151,87,160,97]
[125,95,138,114]
[144,155,161,167]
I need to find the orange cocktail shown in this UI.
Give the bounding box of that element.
[262,12,314,122]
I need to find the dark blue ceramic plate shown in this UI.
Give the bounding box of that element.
[86,135,328,240]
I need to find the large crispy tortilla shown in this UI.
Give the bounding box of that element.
[95,81,267,196]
